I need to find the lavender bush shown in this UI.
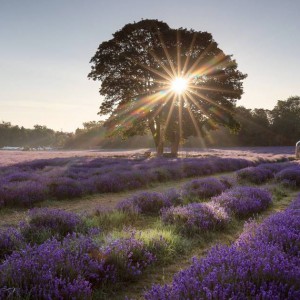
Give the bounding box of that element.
[236,166,274,184]
[161,202,230,235]
[212,186,272,218]
[0,227,24,260]
[102,236,156,281]
[145,195,300,299]
[0,180,48,207]
[182,177,227,202]
[275,166,300,187]
[49,177,84,199]
[0,235,110,299]
[258,162,295,174]
[21,208,85,243]
[117,192,172,215]
[163,188,184,206]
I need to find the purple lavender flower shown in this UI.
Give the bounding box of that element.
[182,177,227,201]
[161,202,230,235]
[117,192,172,215]
[275,166,300,187]
[236,166,273,184]
[0,180,48,207]
[0,227,24,260]
[0,235,108,299]
[49,177,84,199]
[102,236,156,281]
[212,186,272,218]
[25,208,84,237]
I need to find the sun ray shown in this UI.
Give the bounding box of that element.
[148,91,174,122]
[185,90,213,118]
[157,31,177,77]
[176,30,182,77]
[182,33,197,75]
[148,50,175,79]
[184,42,216,77]
[178,94,183,146]
[182,93,202,137]
[107,90,172,131]
[189,84,240,95]
[164,95,176,134]
[187,88,233,115]
[113,73,168,87]
[189,53,230,80]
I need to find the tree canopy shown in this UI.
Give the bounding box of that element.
[89,19,247,156]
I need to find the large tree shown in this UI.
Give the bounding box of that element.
[88,19,247,156]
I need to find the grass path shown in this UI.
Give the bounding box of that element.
[105,187,299,300]
[0,172,233,227]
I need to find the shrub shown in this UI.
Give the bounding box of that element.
[49,177,84,199]
[102,236,156,281]
[0,235,111,299]
[212,186,272,218]
[0,227,24,260]
[236,166,273,184]
[218,176,236,189]
[117,192,172,215]
[182,178,227,202]
[164,188,184,206]
[0,181,48,207]
[21,208,85,243]
[275,167,300,187]
[161,202,230,235]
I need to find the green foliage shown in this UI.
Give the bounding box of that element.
[85,209,140,231]
[137,228,189,264]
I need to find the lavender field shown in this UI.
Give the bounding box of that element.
[0,148,299,299]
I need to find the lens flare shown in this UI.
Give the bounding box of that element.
[171,77,188,94]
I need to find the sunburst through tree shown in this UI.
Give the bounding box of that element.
[89,19,247,156]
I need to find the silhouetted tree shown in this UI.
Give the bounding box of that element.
[89,19,247,156]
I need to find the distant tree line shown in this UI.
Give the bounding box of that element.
[204,96,300,147]
[0,122,71,148]
[1,96,300,149]
[66,96,300,148]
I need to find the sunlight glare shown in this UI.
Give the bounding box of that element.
[171,77,188,94]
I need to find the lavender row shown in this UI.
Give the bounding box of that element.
[0,208,87,260]
[0,207,182,299]
[236,161,300,188]
[0,156,286,208]
[145,194,300,299]
[161,186,272,235]
[116,177,234,215]
[0,232,158,299]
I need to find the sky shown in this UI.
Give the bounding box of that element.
[0,0,299,132]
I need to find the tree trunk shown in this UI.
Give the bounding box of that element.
[157,141,164,156]
[149,118,164,157]
[170,138,179,157]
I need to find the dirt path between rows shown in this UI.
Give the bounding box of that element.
[0,172,233,227]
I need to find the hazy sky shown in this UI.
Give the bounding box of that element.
[1,0,299,132]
